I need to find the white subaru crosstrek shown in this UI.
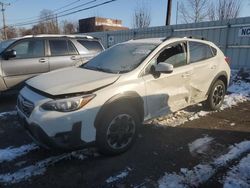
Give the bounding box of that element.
[17,37,230,155]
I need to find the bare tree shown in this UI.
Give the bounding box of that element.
[34,9,60,34]
[179,0,209,23]
[132,1,151,28]
[208,0,241,21]
[61,20,77,34]
[18,27,33,36]
[4,26,18,39]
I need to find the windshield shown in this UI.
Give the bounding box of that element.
[82,42,157,73]
[0,39,17,53]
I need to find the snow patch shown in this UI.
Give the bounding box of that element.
[221,94,248,110]
[222,72,250,109]
[223,154,250,188]
[228,80,250,97]
[71,151,87,160]
[159,164,215,188]
[158,140,250,188]
[188,135,214,156]
[188,111,209,121]
[0,154,68,184]
[151,110,190,127]
[0,148,98,184]
[214,141,250,166]
[106,167,132,184]
[0,111,17,118]
[230,123,235,127]
[0,144,38,163]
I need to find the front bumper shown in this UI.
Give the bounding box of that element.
[17,109,89,150]
[17,86,99,148]
[0,76,7,92]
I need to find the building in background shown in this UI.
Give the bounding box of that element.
[79,17,128,33]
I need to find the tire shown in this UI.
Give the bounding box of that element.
[96,104,140,155]
[204,80,226,111]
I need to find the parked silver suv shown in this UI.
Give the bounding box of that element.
[0,34,104,93]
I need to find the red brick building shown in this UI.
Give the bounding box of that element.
[79,17,128,33]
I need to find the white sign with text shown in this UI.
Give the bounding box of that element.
[239,27,250,37]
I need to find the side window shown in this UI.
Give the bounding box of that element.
[211,47,217,56]
[49,40,78,56]
[144,42,187,75]
[156,43,187,68]
[11,40,44,59]
[68,40,78,55]
[189,42,214,63]
[77,40,103,53]
[49,40,68,56]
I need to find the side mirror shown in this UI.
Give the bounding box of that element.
[3,49,16,60]
[154,62,173,74]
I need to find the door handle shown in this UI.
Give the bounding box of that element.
[71,56,77,60]
[182,72,192,78]
[39,58,47,63]
[211,65,217,69]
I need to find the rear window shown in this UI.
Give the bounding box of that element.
[77,40,103,53]
[189,42,214,63]
[211,46,217,56]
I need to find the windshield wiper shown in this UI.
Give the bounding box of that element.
[117,70,129,74]
[83,66,115,74]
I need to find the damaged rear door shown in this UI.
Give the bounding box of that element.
[142,41,193,119]
[188,41,218,103]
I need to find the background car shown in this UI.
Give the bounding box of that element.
[0,34,104,94]
[17,36,230,155]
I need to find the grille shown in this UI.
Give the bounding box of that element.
[17,95,34,117]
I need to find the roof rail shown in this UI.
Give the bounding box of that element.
[162,35,177,42]
[186,36,206,40]
[160,35,208,42]
[21,34,96,39]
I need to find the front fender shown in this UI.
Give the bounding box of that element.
[94,91,144,128]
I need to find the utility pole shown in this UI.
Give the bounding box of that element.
[55,14,59,33]
[0,2,10,40]
[166,0,172,25]
[176,0,179,25]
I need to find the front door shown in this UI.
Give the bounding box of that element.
[1,38,49,89]
[142,42,193,119]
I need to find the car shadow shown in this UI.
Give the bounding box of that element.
[0,93,17,112]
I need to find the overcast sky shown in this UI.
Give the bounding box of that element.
[2,0,250,29]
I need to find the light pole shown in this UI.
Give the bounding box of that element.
[176,0,179,25]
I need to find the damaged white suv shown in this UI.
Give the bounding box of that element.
[17,37,230,155]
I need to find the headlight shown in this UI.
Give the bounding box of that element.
[41,94,95,112]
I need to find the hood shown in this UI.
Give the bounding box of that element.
[26,67,120,96]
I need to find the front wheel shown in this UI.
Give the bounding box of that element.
[204,80,226,111]
[96,105,140,155]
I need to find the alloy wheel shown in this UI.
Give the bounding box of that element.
[212,84,224,106]
[106,114,136,150]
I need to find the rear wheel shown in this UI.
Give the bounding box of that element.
[204,80,226,110]
[96,105,140,155]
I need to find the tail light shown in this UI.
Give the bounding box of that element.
[225,57,230,64]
